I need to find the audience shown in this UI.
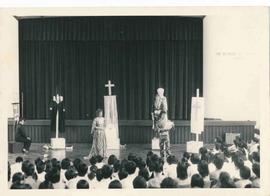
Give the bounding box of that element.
[8,135,260,189]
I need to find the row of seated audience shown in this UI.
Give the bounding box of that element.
[8,136,260,189]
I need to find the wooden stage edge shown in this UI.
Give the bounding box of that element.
[8,119,256,144]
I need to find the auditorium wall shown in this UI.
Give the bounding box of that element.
[0,7,268,142]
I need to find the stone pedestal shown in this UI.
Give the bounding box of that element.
[51,138,66,149]
[151,137,160,150]
[104,95,120,149]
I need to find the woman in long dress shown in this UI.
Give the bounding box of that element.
[84,109,107,159]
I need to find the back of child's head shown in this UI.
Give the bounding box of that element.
[21,160,31,174]
[108,155,118,166]
[61,158,71,170]
[34,157,43,165]
[12,172,24,184]
[199,147,208,155]
[65,167,78,181]
[147,151,154,157]
[190,154,200,164]
[167,155,178,165]
[120,158,128,169]
[177,162,188,180]
[219,172,236,188]
[77,163,88,177]
[36,161,45,174]
[113,160,121,173]
[73,158,82,171]
[96,168,103,181]
[160,177,178,188]
[201,153,211,163]
[24,163,35,177]
[118,169,128,180]
[240,166,251,180]
[101,164,113,179]
[252,137,259,143]
[153,158,163,173]
[213,155,224,170]
[127,153,137,162]
[198,160,209,178]
[139,167,150,181]
[252,151,260,163]
[233,156,244,169]
[15,156,23,163]
[133,176,147,188]
[89,156,97,166]
[96,155,104,163]
[76,179,89,189]
[125,161,137,175]
[87,171,96,181]
[135,157,146,169]
[252,163,260,178]
[183,152,190,160]
[45,160,53,173]
[191,174,204,188]
[223,148,232,158]
[109,180,122,189]
[48,168,61,183]
[51,158,59,167]
[90,165,98,173]
[215,142,222,151]
[39,180,54,189]
[219,172,230,186]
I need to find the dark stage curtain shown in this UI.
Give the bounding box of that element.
[19,16,203,120]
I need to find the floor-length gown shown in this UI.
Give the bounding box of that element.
[88,117,107,158]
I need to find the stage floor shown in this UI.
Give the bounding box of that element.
[8,143,214,164]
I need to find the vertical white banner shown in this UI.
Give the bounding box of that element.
[190,97,204,134]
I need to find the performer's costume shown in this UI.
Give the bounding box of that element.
[15,123,31,151]
[152,94,174,158]
[50,100,65,135]
[88,117,107,158]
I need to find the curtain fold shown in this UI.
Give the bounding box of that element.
[19,16,203,120]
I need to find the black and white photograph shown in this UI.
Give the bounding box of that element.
[0,4,269,194]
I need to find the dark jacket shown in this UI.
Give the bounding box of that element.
[15,124,27,141]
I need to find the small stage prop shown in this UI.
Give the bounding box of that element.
[186,89,204,153]
[104,80,120,149]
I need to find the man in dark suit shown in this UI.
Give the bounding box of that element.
[15,119,31,153]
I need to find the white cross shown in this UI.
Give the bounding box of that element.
[105,80,115,96]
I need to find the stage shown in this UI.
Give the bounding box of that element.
[8,119,256,144]
[8,143,216,164]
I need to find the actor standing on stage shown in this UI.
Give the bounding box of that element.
[152,88,174,159]
[84,109,107,159]
[15,119,32,153]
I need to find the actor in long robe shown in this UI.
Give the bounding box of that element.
[49,95,65,136]
[85,109,107,159]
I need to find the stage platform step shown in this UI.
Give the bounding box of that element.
[8,142,24,153]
